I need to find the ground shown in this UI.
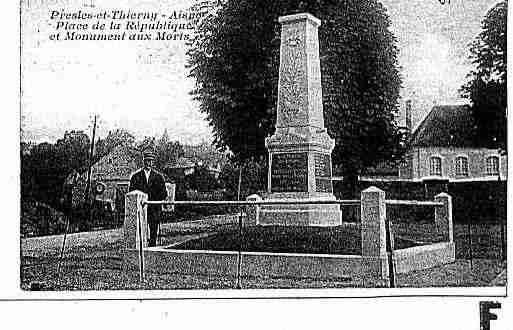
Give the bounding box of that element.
[20,215,506,290]
[174,224,420,254]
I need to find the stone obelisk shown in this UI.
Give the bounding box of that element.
[259,13,342,226]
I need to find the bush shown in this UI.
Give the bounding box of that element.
[219,158,267,200]
[172,190,239,221]
[333,180,506,224]
[21,200,67,237]
[448,181,506,224]
[21,198,121,237]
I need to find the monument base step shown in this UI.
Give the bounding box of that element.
[257,204,342,226]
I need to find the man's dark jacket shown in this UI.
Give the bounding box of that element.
[128,169,167,223]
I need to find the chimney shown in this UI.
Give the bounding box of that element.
[405,100,412,132]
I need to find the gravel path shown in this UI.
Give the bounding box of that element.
[21,214,239,256]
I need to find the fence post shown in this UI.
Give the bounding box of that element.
[361,186,388,281]
[163,183,176,213]
[245,194,262,226]
[434,193,453,242]
[124,190,149,250]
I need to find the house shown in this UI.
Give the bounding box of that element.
[165,156,223,179]
[166,157,196,177]
[66,144,181,213]
[360,160,400,181]
[91,144,142,183]
[398,104,507,182]
[89,144,143,211]
[63,145,141,211]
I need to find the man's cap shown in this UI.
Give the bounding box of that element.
[142,149,156,160]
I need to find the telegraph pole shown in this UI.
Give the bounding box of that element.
[85,115,98,220]
[58,114,98,275]
[235,162,244,289]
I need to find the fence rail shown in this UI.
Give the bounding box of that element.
[125,187,457,288]
[385,200,443,207]
[144,200,361,206]
[144,199,442,207]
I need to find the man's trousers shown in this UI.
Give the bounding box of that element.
[147,206,161,247]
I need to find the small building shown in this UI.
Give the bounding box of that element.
[80,144,142,212]
[66,144,179,216]
[360,160,400,181]
[399,105,507,182]
[165,157,222,179]
[166,157,196,178]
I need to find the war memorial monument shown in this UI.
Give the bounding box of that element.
[260,13,341,226]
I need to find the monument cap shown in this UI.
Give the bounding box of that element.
[278,13,321,26]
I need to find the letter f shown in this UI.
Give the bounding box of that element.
[480,301,501,330]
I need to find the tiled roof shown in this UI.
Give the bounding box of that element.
[91,144,141,180]
[410,105,478,147]
[362,160,399,176]
[167,157,196,169]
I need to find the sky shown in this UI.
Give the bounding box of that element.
[21,0,501,144]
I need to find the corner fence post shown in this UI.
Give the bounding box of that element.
[435,193,453,242]
[124,191,149,249]
[361,187,389,285]
[236,210,243,289]
[124,191,148,283]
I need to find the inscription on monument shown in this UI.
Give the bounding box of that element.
[314,153,331,176]
[314,153,333,193]
[271,152,308,192]
[315,179,332,193]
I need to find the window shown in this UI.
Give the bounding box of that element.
[430,156,442,176]
[486,156,499,175]
[455,156,469,176]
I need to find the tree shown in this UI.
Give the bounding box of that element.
[21,131,91,210]
[136,136,156,154]
[187,0,403,181]
[54,130,91,173]
[461,1,507,151]
[185,164,221,191]
[155,131,185,170]
[135,134,185,171]
[218,158,267,199]
[94,128,135,161]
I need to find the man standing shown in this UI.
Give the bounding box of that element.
[129,149,167,247]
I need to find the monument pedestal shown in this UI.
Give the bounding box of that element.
[260,127,342,226]
[258,200,341,226]
[260,13,341,226]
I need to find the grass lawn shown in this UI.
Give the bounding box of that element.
[173,225,420,254]
[21,215,506,290]
[392,221,505,259]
